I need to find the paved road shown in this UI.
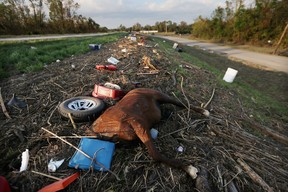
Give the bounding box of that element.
[158,36,288,74]
[0,33,109,42]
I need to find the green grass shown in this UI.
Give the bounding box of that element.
[0,33,125,79]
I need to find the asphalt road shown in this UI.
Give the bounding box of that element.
[0,33,109,42]
[158,36,288,74]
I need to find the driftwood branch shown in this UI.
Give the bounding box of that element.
[237,158,274,192]
[0,87,11,119]
[136,72,159,75]
[243,120,288,145]
[203,88,215,109]
[171,70,177,86]
[47,103,59,126]
[31,170,61,181]
[68,113,77,129]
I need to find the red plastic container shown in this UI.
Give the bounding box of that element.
[92,84,125,100]
[96,65,117,71]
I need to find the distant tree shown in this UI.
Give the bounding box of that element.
[211,6,225,38]
[155,21,166,32]
[132,22,142,31]
[169,22,177,32]
[192,16,212,38]
[118,24,126,31]
[176,21,191,34]
[27,0,45,34]
[143,24,152,30]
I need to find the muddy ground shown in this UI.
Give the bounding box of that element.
[0,35,287,192]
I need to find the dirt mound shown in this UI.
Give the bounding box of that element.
[0,36,287,192]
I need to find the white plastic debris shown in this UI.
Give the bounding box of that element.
[185,165,198,179]
[130,37,137,41]
[121,48,127,53]
[172,43,178,49]
[104,82,121,90]
[177,146,184,153]
[150,128,158,139]
[56,59,60,63]
[107,57,120,65]
[71,64,76,69]
[48,158,65,172]
[19,149,29,172]
[223,67,238,83]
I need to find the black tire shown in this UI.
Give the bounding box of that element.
[58,96,105,122]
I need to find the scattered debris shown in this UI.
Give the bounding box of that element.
[96,65,117,71]
[177,146,184,153]
[92,83,125,100]
[0,176,11,192]
[58,96,105,122]
[41,127,120,180]
[1,35,287,192]
[89,44,101,50]
[173,43,179,49]
[38,172,80,192]
[142,56,157,70]
[69,138,115,171]
[223,67,238,83]
[19,149,29,172]
[56,59,60,63]
[7,94,27,108]
[130,36,137,41]
[150,128,158,139]
[107,56,120,65]
[48,159,65,172]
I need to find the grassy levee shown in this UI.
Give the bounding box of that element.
[152,37,288,124]
[0,33,125,79]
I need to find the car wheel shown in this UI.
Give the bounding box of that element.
[58,96,105,122]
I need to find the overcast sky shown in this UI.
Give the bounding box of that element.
[75,0,254,29]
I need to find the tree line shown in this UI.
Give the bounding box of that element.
[0,0,108,35]
[118,21,192,35]
[120,0,287,47]
[192,0,288,46]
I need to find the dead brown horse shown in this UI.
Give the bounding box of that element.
[91,88,209,179]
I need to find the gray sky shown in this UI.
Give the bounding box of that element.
[76,0,254,29]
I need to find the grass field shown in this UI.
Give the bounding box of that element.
[0,33,125,79]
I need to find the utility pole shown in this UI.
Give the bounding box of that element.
[165,21,168,34]
[273,23,288,55]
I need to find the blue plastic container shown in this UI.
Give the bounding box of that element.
[68,138,115,171]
